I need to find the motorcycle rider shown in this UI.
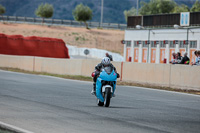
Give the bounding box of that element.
[106,52,113,61]
[91,57,118,95]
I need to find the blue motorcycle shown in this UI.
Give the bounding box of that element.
[92,66,119,107]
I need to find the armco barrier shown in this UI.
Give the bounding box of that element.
[0,54,199,90]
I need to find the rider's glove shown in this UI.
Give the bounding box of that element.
[95,71,100,76]
[117,73,120,78]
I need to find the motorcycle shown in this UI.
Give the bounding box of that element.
[92,66,119,107]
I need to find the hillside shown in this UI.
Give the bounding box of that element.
[0,0,197,24]
[0,22,124,55]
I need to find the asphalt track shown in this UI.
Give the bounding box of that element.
[0,70,200,133]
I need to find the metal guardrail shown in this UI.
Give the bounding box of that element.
[0,16,127,30]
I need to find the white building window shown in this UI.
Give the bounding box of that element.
[179,41,187,48]
[170,41,175,48]
[134,41,139,47]
[142,41,148,47]
[160,41,166,48]
[126,41,131,47]
[151,41,156,48]
[190,41,197,48]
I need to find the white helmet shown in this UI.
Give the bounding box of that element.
[101,57,110,65]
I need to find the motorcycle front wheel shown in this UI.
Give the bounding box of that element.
[104,88,111,107]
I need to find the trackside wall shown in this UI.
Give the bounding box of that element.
[0,54,199,90]
[0,54,34,71]
[170,65,200,90]
[34,57,83,75]
[122,63,170,87]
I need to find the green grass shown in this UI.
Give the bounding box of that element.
[0,67,200,95]
[75,36,79,41]
[97,27,103,30]
[72,32,79,35]
[75,36,88,42]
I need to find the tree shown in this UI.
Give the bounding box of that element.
[0,4,6,22]
[191,0,200,12]
[139,0,176,15]
[124,7,137,22]
[172,4,190,13]
[35,3,54,23]
[73,3,92,29]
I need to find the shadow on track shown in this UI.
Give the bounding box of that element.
[85,105,137,109]
[108,106,137,109]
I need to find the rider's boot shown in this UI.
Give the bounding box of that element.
[91,83,96,95]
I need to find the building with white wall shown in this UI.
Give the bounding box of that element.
[124,27,200,64]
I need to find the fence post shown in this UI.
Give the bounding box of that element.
[120,62,123,81]
[0,15,3,22]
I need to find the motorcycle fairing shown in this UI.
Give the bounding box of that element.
[102,85,113,93]
[96,69,117,102]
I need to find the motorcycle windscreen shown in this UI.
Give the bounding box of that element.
[103,66,113,75]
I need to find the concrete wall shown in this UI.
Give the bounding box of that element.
[170,65,200,90]
[0,54,34,71]
[122,62,200,90]
[0,54,199,90]
[34,57,83,75]
[122,63,170,87]
[81,59,101,77]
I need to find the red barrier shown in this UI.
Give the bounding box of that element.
[0,33,70,58]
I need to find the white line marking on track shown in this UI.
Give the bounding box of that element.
[0,121,34,133]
